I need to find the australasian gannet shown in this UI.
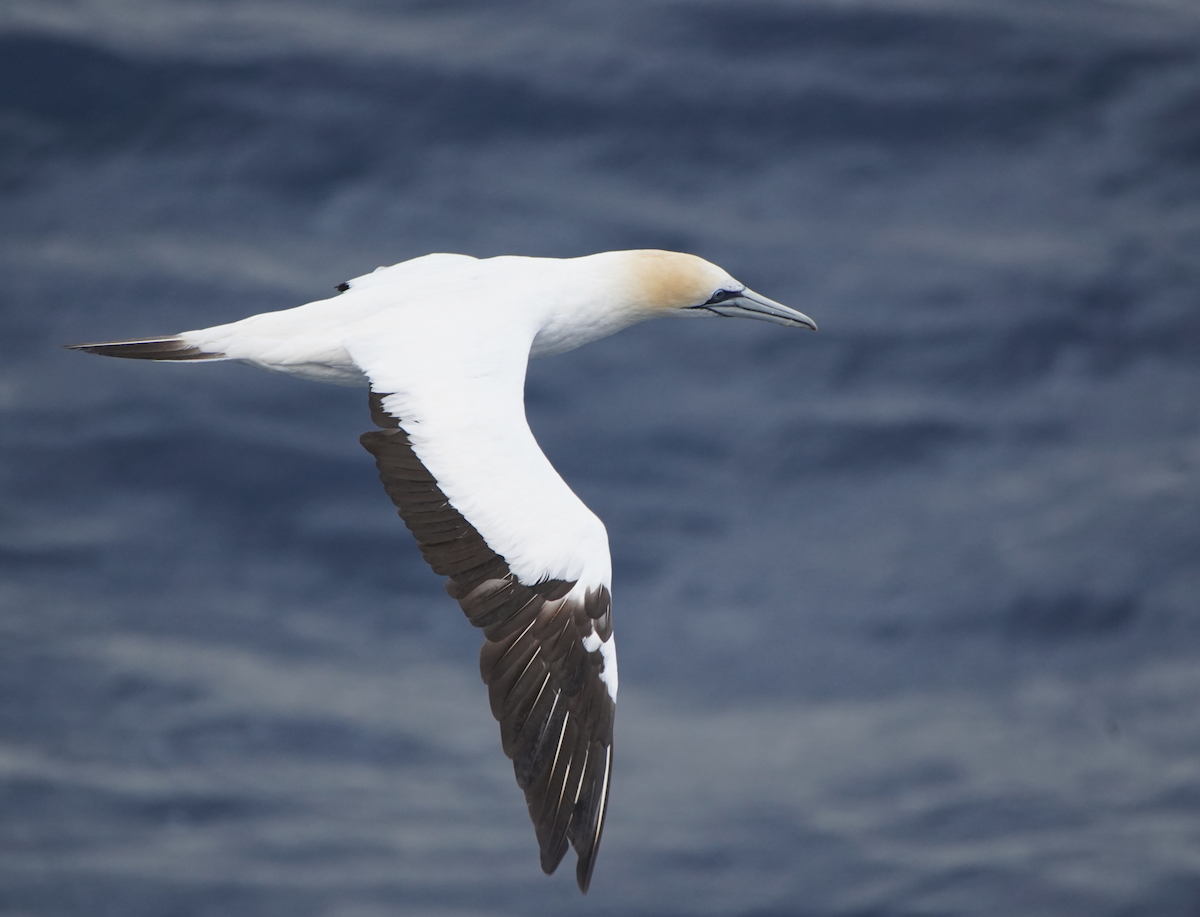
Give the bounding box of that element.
[66,249,816,893]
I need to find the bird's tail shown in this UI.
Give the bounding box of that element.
[63,337,226,361]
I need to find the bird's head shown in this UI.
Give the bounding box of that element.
[526,250,816,357]
[619,250,817,331]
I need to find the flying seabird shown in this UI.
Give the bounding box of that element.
[66,249,816,893]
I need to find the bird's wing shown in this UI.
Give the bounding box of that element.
[347,328,616,894]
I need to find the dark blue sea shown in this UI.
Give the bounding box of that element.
[3,2,1200,914]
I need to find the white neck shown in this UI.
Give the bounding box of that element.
[519,253,657,358]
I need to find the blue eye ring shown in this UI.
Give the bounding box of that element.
[704,289,740,305]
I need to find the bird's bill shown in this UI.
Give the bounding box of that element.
[707,290,817,330]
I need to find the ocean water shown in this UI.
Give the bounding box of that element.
[2,1,1200,914]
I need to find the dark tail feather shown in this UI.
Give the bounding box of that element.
[63,338,225,361]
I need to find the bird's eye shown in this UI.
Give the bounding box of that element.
[704,289,739,305]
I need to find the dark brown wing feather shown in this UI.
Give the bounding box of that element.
[360,391,615,893]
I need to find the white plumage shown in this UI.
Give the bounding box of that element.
[67,249,815,893]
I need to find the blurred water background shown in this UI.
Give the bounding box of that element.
[3,1,1200,914]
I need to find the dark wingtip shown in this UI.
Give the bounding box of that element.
[539,838,569,877]
[576,852,597,894]
[63,338,223,361]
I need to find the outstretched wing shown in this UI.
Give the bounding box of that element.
[355,335,617,893]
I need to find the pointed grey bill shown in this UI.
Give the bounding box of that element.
[705,289,817,330]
